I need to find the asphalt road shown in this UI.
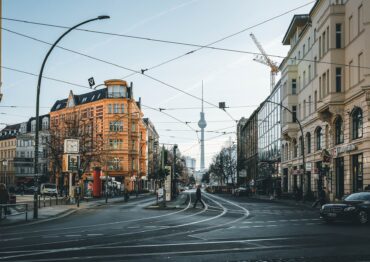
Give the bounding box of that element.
[1,190,370,262]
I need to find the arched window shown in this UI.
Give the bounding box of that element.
[335,116,344,144]
[315,127,322,150]
[352,107,363,139]
[306,132,311,154]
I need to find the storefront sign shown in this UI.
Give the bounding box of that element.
[333,144,357,157]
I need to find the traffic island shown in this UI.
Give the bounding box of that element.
[145,193,189,210]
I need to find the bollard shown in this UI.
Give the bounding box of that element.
[25,204,28,221]
[77,196,80,208]
[38,195,41,208]
[50,197,52,207]
[33,193,38,219]
[43,195,46,207]
[56,195,58,205]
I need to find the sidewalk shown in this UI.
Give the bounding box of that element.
[146,192,189,210]
[0,193,152,227]
[247,193,316,209]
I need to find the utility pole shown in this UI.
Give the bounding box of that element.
[172,144,177,199]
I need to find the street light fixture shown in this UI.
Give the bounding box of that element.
[33,15,110,219]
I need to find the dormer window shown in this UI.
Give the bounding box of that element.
[42,117,49,130]
[81,97,87,103]
[31,120,36,132]
[108,85,126,98]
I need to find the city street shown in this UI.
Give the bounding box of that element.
[1,191,370,262]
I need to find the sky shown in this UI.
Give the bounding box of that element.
[1,0,315,169]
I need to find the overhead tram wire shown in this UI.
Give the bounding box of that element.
[121,1,315,77]
[2,65,90,89]
[1,0,315,72]
[2,27,237,122]
[141,104,200,143]
[1,64,201,139]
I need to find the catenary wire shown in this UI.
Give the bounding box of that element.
[2,27,236,122]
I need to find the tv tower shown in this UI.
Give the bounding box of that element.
[198,81,207,170]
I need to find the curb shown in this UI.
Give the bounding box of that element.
[0,208,77,228]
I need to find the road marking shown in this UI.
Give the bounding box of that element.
[0,237,24,242]
[86,234,103,236]
[65,235,81,237]
[127,226,139,229]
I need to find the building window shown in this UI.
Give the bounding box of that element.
[113,104,119,114]
[349,15,353,41]
[315,127,322,151]
[303,44,306,55]
[306,132,311,154]
[335,116,344,144]
[109,121,123,132]
[108,85,126,98]
[358,52,364,82]
[308,95,312,115]
[292,79,297,94]
[336,24,342,48]
[349,60,354,87]
[314,57,317,76]
[292,106,297,123]
[352,154,363,192]
[303,71,306,86]
[352,107,363,139]
[336,67,342,92]
[109,139,123,149]
[108,104,112,114]
[293,139,298,158]
[299,136,303,156]
[358,5,363,33]
[308,65,311,82]
[322,31,326,54]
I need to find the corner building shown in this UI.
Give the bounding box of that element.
[50,79,147,195]
[280,0,370,201]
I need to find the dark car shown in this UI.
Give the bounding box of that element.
[320,192,370,224]
[234,187,250,197]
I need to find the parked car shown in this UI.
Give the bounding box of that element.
[234,187,250,197]
[40,183,58,197]
[320,192,370,224]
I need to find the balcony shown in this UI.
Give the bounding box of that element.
[317,92,345,122]
[281,122,299,140]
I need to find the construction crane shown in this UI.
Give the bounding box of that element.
[250,33,279,92]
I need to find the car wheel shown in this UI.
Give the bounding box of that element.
[358,211,368,224]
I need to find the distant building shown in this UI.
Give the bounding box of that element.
[49,79,147,195]
[143,118,159,192]
[0,124,20,186]
[14,115,50,186]
[184,156,196,177]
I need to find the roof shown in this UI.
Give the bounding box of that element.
[50,88,107,112]
[0,123,21,140]
[282,14,310,45]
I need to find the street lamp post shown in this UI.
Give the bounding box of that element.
[33,15,110,219]
[265,100,306,198]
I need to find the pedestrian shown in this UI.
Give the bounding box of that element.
[0,183,10,217]
[193,185,205,208]
[124,188,129,202]
[312,187,327,208]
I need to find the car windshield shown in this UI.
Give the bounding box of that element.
[345,192,370,201]
[44,184,56,189]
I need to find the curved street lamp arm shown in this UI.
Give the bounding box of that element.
[34,16,109,175]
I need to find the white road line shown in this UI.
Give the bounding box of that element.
[86,234,103,236]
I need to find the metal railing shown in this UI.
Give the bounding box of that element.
[0,203,29,222]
